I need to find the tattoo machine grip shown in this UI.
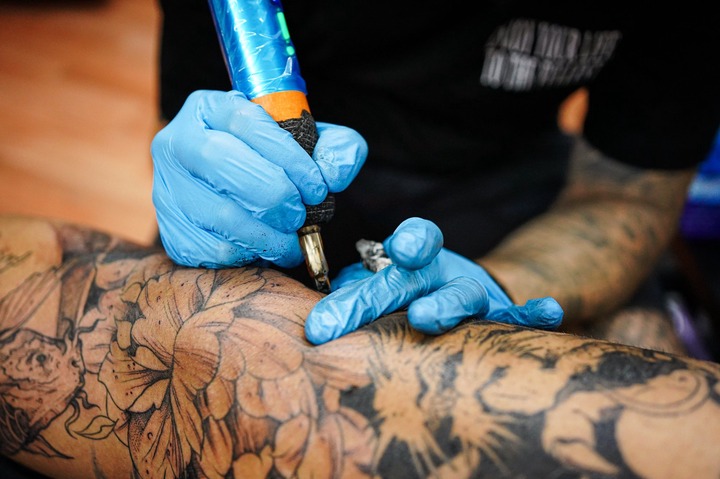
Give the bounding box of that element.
[207,0,333,293]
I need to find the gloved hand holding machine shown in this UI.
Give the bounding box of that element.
[152,0,564,343]
[208,0,335,293]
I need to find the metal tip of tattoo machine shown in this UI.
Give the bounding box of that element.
[298,224,332,294]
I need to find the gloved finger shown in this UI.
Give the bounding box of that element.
[331,262,374,291]
[156,126,309,233]
[407,276,490,335]
[486,297,564,329]
[197,90,328,205]
[153,169,304,268]
[384,217,443,270]
[305,264,439,345]
[313,122,368,193]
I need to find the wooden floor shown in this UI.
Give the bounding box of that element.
[0,0,159,245]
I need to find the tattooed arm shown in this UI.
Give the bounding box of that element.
[481,137,696,324]
[1,214,719,479]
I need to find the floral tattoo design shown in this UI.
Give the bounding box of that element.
[1,224,720,478]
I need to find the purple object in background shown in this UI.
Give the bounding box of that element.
[666,292,715,361]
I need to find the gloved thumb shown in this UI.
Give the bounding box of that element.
[313,122,368,193]
[384,217,443,270]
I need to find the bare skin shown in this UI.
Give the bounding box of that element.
[1,215,719,479]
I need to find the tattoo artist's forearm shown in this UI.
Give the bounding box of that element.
[482,138,695,320]
[485,202,667,316]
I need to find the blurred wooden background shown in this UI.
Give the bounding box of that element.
[0,0,159,245]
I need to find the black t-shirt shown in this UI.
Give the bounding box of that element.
[157,0,720,269]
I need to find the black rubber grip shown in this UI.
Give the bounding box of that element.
[277,110,335,226]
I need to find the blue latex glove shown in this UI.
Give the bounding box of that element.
[305,217,563,344]
[151,90,367,268]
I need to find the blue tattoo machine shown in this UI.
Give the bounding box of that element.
[208,0,333,293]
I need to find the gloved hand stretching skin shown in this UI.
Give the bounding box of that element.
[305,217,563,344]
[151,90,367,268]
